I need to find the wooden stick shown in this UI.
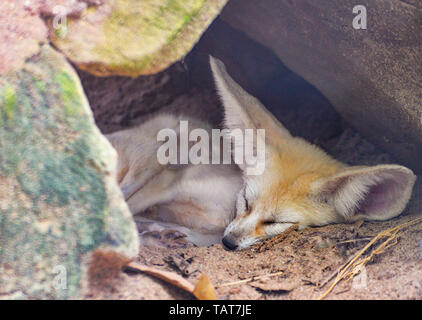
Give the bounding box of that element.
[335,237,372,245]
[216,271,284,287]
[124,261,217,300]
[125,261,195,292]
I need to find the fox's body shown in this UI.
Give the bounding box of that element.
[106,57,416,250]
[106,114,242,246]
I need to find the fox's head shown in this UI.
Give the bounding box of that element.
[210,57,416,251]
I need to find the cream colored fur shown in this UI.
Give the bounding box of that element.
[106,114,242,246]
[210,57,416,250]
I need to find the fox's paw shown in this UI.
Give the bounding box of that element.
[140,229,190,248]
[161,230,190,248]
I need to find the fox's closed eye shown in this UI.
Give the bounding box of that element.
[262,220,276,225]
[239,186,251,212]
[244,196,249,211]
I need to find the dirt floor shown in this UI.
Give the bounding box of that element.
[88,210,422,300]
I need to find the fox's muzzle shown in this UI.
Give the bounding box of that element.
[222,236,239,251]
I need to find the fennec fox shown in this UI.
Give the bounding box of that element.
[106,114,243,246]
[106,57,416,251]
[209,57,416,250]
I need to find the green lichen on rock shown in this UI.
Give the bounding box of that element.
[2,86,16,120]
[50,0,228,77]
[0,45,139,299]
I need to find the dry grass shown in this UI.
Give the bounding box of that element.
[317,216,422,300]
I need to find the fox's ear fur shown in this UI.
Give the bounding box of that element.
[209,56,291,144]
[313,164,416,221]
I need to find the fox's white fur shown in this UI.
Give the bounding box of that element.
[106,114,242,246]
[106,57,416,250]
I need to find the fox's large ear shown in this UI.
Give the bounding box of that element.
[209,56,292,143]
[313,164,416,221]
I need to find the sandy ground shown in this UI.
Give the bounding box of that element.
[87,211,422,300]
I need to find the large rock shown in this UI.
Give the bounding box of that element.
[49,0,228,77]
[0,45,139,299]
[221,0,422,173]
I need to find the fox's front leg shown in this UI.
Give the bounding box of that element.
[134,215,226,247]
[120,167,184,216]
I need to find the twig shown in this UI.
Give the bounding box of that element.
[318,237,375,288]
[125,261,195,292]
[318,253,355,288]
[216,271,284,287]
[335,237,372,245]
[317,216,422,300]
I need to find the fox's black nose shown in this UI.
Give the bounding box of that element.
[222,236,238,251]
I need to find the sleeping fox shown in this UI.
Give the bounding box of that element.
[106,57,416,251]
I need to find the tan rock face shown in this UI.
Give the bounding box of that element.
[49,0,228,77]
[0,0,95,75]
[221,0,422,173]
[0,0,47,75]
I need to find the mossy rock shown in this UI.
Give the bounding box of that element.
[0,45,139,299]
[49,0,228,77]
